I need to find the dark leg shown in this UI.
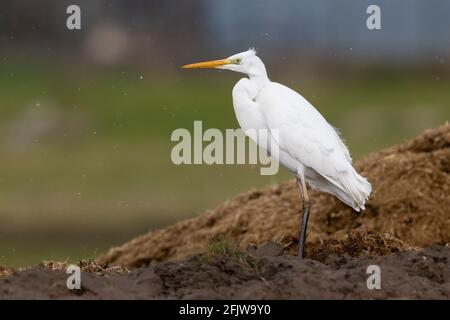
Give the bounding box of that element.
[296,173,310,258]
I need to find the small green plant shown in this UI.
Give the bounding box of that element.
[198,234,259,271]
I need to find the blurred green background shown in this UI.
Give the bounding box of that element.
[1,0,449,267]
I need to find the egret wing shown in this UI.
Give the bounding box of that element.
[257,82,372,210]
[257,82,352,179]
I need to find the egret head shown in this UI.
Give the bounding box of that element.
[182,48,267,78]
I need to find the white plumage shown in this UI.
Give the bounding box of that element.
[183,48,372,257]
[251,82,371,211]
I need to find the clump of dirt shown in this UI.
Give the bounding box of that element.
[98,124,449,267]
[1,244,449,299]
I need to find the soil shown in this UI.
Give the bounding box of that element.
[1,243,449,299]
[0,124,449,299]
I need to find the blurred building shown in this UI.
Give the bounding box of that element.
[0,0,449,67]
[206,0,450,61]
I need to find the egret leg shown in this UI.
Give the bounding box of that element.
[296,172,310,259]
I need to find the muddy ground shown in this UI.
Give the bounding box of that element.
[0,124,449,299]
[1,243,449,299]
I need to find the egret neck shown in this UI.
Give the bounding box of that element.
[247,63,270,92]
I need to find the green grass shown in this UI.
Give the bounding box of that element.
[0,62,449,267]
[197,235,259,271]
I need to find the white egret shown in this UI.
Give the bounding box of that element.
[182,49,372,258]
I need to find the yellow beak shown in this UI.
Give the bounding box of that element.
[182,59,231,69]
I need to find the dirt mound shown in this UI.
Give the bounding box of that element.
[98,124,450,267]
[2,244,449,299]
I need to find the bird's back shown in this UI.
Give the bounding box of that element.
[256,82,371,211]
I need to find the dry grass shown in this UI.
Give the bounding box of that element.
[40,259,130,275]
[0,266,13,277]
[97,124,450,267]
